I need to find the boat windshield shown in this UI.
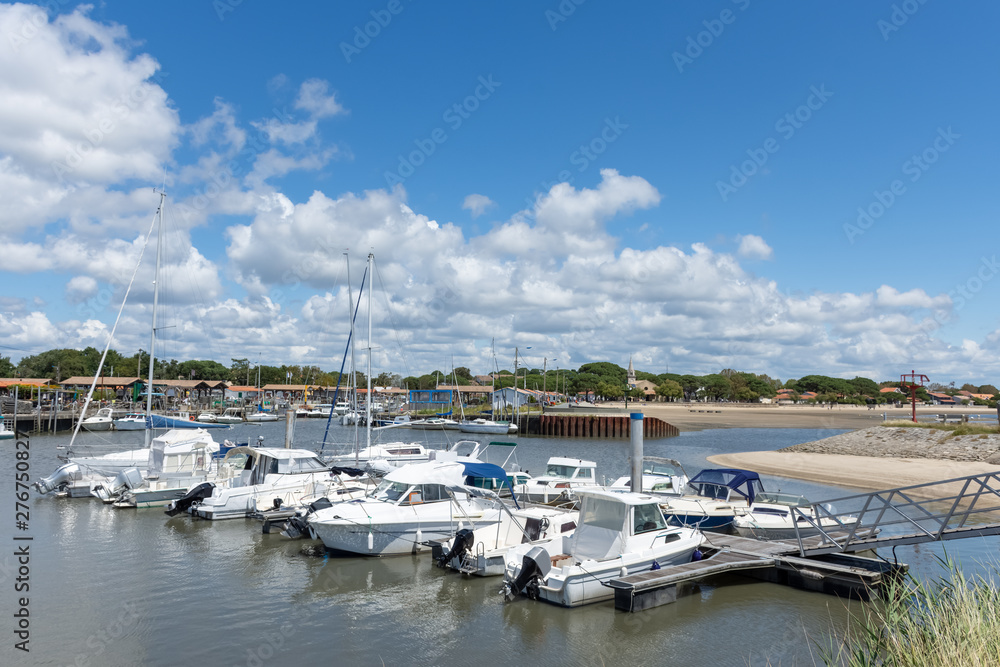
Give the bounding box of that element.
[642,462,678,476]
[755,492,809,507]
[546,464,580,478]
[285,457,329,473]
[372,480,410,502]
[633,503,668,534]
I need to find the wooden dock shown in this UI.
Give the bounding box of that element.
[608,533,905,612]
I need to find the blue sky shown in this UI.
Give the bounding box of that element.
[1,1,998,383]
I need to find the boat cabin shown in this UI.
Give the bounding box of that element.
[543,457,597,481]
[222,447,330,487]
[148,429,220,475]
[371,460,513,506]
[568,490,677,560]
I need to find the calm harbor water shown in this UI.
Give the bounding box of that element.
[3,421,998,666]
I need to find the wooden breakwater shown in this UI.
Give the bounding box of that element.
[517,414,678,439]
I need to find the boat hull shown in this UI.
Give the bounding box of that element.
[82,421,113,432]
[311,514,501,557]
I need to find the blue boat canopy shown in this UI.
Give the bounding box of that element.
[461,461,520,509]
[688,468,764,504]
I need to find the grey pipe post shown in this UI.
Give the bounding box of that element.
[284,410,296,449]
[630,412,644,493]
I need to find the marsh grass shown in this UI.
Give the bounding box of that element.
[821,557,1000,666]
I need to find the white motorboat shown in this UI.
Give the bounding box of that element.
[732,492,860,540]
[215,408,245,424]
[334,401,353,415]
[307,460,510,556]
[660,468,765,531]
[246,411,279,422]
[97,429,221,508]
[434,503,580,576]
[512,457,602,504]
[502,489,704,607]
[81,407,115,431]
[458,418,516,435]
[609,456,688,497]
[408,417,461,430]
[197,412,218,423]
[165,447,365,520]
[113,413,147,431]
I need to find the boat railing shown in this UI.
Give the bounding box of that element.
[788,470,1000,555]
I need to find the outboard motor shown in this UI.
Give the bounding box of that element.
[434,528,475,569]
[34,462,82,494]
[281,514,309,539]
[92,467,144,502]
[502,546,552,601]
[164,482,216,516]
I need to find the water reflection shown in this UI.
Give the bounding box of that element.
[5,426,999,666]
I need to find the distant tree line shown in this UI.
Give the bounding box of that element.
[4,349,998,407]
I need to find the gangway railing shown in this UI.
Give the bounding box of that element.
[787,471,1000,556]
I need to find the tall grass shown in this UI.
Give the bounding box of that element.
[822,558,1000,666]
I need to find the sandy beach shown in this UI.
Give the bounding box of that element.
[706,450,999,499]
[588,401,981,432]
[606,402,1000,495]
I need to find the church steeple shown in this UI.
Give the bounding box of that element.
[627,356,636,388]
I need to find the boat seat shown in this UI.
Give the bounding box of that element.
[550,554,572,567]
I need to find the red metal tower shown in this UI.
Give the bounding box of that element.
[900,370,929,423]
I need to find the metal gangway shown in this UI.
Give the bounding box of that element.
[788,471,1000,556]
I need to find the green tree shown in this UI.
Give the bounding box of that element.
[0,356,16,377]
[655,379,682,400]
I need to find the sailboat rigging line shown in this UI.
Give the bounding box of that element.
[320,261,369,452]
[67,193,162,455]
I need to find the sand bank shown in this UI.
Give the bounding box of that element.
[582,402,989,432]
[707,450,999,499]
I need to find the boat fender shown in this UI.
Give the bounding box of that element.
[692,548,703,562]
[164,482,216,516]
[650,560,661,571]
[435,528,475,568]
[367,531,374,552]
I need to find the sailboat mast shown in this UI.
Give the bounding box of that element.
[365,252,374,451]
[144,191,165,448]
